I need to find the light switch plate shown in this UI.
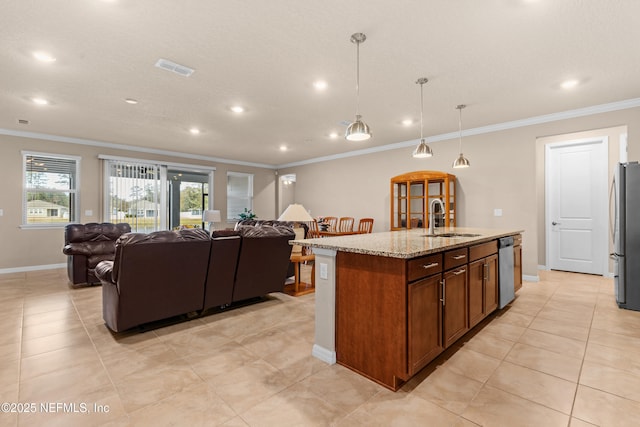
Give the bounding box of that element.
[85,210,93,216]
[319,263,328,280]
[494,208,503,217]
[0,209,3,216]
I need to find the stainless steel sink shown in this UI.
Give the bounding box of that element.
[422,232,481,238]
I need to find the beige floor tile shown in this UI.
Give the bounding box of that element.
[442,348,501,383]
[20,327,93,358]
[536,304,594,326]
[570,418,598,427]
[462,384,569,427]
[573,385,640,427]
[100,340,182,383]
[21,317,82,341]
[206,359,294,414]
[336,392,472,427]
[127,382,237,427]
[113,359,205,413]
[411,366,483,414]
[492,309,535,328]
[22,307,79,327]
[185,341,260,382]
[585,341,640,375]
[588,327,640,352]
[220,417,250,427]
[580,360,640,402]
[298,364,380,414]
[505,342,583,382]
[461,329,516,360]
[240,381,346,426]
[528,316,590,341]
[481,320,527,342]
[486,361,577,414]
[20,344,100,381]
[517,328,586,359]
[0,340,21,363]
[159,323,233,357]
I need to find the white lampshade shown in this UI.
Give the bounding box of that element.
[278,204,313,222]
[203,210,221,223]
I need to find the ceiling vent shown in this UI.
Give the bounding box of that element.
[18,119,29,125]
[154,58,195,77]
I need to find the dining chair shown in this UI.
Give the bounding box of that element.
[357,218,374,233]
[338,217,355,232]
[323,216,338,232]
[307,219,321,238]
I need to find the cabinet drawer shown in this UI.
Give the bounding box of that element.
[513,234,522,246]
[408,253,443,282]
[469,240,497,262]
[444,248,468,270]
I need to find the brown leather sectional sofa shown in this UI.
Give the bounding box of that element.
[63,222,132,285]
[95,224,295,332]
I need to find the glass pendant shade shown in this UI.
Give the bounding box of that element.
[412,139,433,158]
[345,115,371,141]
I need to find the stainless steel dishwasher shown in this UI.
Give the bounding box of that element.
[498,236,515,308]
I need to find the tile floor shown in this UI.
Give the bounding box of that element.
[0,268,639,426]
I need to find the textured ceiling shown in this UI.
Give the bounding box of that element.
[2,0,639,167]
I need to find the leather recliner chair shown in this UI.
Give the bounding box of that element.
[96,228,211,332]
[63,222,131,285]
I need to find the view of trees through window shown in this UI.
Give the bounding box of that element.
[23,153,78,225]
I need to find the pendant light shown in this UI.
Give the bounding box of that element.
[412,77,433,158]
[345,33,372,141]
[452,104,470,168]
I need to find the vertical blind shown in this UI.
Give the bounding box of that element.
[105,160,161,233]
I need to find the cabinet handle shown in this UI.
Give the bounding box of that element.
[452,268,466,276]
[441,279,446,306]
[422,262,439,269]
[485,263,490,282]
[452,254,466,260]
[483,263,488,281]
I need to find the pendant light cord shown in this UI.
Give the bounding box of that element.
[355,40,360,117]
[420,82,424,139]
[457,105,465,153]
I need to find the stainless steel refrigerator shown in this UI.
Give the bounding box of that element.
[612,162,640,311]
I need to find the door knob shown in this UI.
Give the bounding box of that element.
[552,221,560,226]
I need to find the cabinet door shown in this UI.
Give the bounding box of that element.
[442,267,468,348]
[468,259,484,328]
[514,244,523,292]
[408,274,443,375]
[484,254,498,314]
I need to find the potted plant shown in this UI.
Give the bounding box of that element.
[238,208,257,220]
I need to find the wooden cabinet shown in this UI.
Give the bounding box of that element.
[390,171,456,230]
[442,265,468,348]
[468,241,498,328]
[408,274,443,375]
[514,234,523,292]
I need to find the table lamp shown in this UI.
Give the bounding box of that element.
[278,204,313,254]
[203,210,221,232]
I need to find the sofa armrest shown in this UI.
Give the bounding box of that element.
[95,260,116,287]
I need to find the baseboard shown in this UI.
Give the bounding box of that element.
[312,344,336,365]
[523,274,540,282]
[0,263,66,275]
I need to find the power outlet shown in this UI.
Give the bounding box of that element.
[319,263,328,280]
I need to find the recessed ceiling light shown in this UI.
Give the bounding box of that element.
[279,145,288,151]
[329,132,339,139]
[230,106,245,113]
[33,51,56,62]
[402,119,413,126]
[124,98,138,104]
[313,80,328,91]
[561,79,579,89]
[189,128,200,135]
[32,97,49,105]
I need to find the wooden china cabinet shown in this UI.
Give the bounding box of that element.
[390,171,456,230]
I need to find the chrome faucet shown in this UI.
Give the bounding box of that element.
[428,198,445,235]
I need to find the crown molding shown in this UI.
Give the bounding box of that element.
[0,128,277,169]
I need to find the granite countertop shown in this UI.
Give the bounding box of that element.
[292,227,523,259]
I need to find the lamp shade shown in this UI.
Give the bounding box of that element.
[278,204,313,222]
[203,210,221,223]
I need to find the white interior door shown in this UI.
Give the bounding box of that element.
[546,137,608,274]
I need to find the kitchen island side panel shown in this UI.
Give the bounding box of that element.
[336,252,408,389]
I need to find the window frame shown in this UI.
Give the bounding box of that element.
[227,171,254,220]
[21,151,80,228]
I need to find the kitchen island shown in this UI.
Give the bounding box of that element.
[293,227,523,391]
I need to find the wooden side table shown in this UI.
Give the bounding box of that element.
[285,253,315,296]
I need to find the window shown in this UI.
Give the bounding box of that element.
[23,152,79,226]
[227,172,253,219]
[104,160,161,233]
